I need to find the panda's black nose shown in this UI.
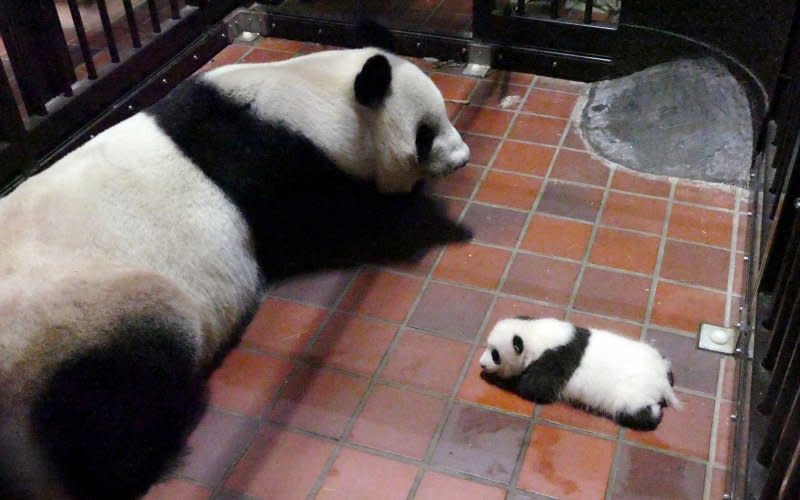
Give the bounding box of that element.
[480,363,487,370]
[454,159,468,170]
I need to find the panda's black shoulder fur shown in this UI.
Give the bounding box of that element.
[515,325,591,403]
[148,78,471,282]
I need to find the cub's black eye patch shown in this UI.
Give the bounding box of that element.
[491,348,500,365]
[416,123,435,163]
[512,335,524,354]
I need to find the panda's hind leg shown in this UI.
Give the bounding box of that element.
[616,404,663,431]
[31,304,207,499]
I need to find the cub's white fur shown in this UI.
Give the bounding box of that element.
[481,318,681,424]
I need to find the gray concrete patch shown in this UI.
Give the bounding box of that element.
[580,58,753,186]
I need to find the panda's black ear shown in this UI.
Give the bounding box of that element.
[355,54,392,107]
[513,335,524,354]
[355,20,396,52]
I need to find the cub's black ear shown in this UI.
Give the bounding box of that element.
[513,335,524,354]
[355,19,396,52]
[355,54,392,107]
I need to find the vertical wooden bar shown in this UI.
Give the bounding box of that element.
[584,0,594,23]
[147,0,163,34]
[95,0,120,63]
[66,0,98,79]
[122,0,142,49]
[169,0,181,20]
[0,0,76,115]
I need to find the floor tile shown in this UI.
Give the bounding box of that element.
[143,479,211,500]
[431,403,529,483]
[509,114,568,145]
[268,365,368,438]
[565,311,643,340]
[241,298,328,356]
[470,80,528,110]
[446,101,465,121]
[482,297,566,342]
[434,242,512,289]
[225,426,334,499]
[270,270,355,307]
[660,240,730,290]
[601,191,668,234]
[675,181,736,210]
[431,72,478,101]
[644,329,721,395]
[415,471,507,500]
[491,140,555,176]
[537,180,604,222]
[208,349,293,416]
[609,444,706,500]
[241,48,293,63]
[429,164,484,198]
[535,76,586,94]
[516,424,615,499]
[716,400,734,466]
[520,214,593,261]
[562,125,586,150]
[457,349,535,416]
[307,313,397,375]
[550,149,610,186]
[338,268,423,323]
[668,204,733,248]
[626,392,714,460]
[408,282,493,341]
[387,247,442,277]
[574,268,652,322]
[456,106,514,136]
[317,448,418,500]
[651,281,726,333]
[256,37,306,52]
[611,169,672,197]
[381,328,470,393]
[475,170,543,210]
[462,133,501,166]
[588,227,660,275]
[711,467,731,499]
[349,384,445,459]
[503,253,581,306]
[538,402,619,436]
[722,358,737,400]
[523,89,578,118]
[180,408,258,487]
[462,203,529,247]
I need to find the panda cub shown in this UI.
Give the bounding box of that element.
[480,317,681,430]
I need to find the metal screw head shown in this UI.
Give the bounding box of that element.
[730,414,737,421]
[221,32,227,39]
[271,23,276,29]
[416,42,422,49]
[89,134,95,139]
[127,104,134,111]
[735,347,743,354]
[192,54,199,61]
[723,494,731,499]
[743,256,750,261]
[747,211,753,216]
[794,198,800,209]
[552,61,558,67]
[161,78,168,84]
[461,47,467,54]
[317,28,323,35]
[497,53,503,60]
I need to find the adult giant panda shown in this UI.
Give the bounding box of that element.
[0,29,471,499]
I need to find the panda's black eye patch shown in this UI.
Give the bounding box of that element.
[416,123,436,163]
[491,349,500,365]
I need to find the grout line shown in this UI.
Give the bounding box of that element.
[564,166,616,314]
[704,358,727,499]
[641,180,678,341]
[207,271,362,499]
[406,72,542,500]
[725,189,743,328]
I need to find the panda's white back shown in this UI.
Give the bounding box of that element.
[564,328,673,415]
[0,112,261,374]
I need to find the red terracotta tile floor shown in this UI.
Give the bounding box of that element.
[143,37,747,499]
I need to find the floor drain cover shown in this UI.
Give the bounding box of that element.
[697,322,737,354]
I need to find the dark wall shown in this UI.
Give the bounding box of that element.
[620,0,798,98]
